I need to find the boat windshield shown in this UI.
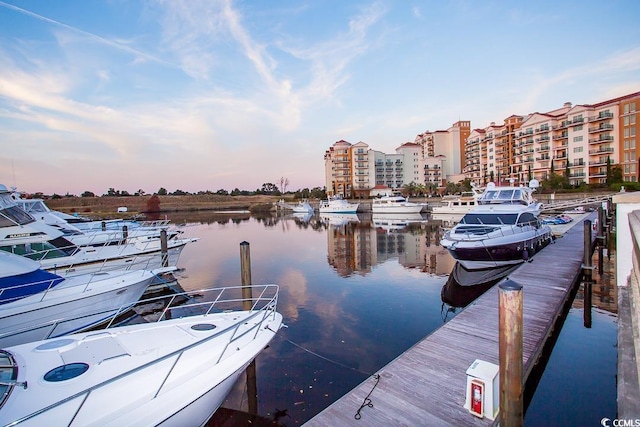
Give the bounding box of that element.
[460,213,518,225]
[0,351,18,410]
[0,206,36,227]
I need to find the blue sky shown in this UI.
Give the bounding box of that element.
[1,0,639,195]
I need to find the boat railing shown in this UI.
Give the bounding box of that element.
[449,220,543,240]
[5,284,280,426]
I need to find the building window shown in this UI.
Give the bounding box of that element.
[574,125,583,131]
[573,146,583,153]
[624,115,636,126]
[573,136,583,142]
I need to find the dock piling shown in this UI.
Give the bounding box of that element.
[122,225,128,244]
[160,229,168,267]
[239,241,258,414]
[499,279,523,427]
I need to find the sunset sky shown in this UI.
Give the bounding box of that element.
[1,0,639,196]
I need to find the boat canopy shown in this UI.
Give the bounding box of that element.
[460,213,519,225]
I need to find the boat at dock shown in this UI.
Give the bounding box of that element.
[319,195,359,213]
[371,194,425,214]
[431,186,482,215]
[0,185,197,276]
[0,284,283,426]
[440,181,553,270]
[0,250,169,348]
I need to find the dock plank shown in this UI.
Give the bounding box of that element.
[304,214,595,426]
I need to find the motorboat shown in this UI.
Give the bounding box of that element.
[318,195,359,213]
[440,181,553,270]
[371,194,425,214]
[13,195,182,248]
[431,185,483,215]
[0,284,283,426]
[0,185,197,276]
[292,199,314,213]
[0,250,167,348]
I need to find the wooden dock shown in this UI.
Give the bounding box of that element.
[304,214,594,426]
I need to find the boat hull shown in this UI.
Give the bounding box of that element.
[0,271,156,347]
[442,228,553,270]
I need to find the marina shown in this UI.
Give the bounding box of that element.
[0,192,630,425]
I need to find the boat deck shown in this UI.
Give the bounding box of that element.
[304,214,594,426]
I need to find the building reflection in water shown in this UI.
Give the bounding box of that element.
[320,213,454,277]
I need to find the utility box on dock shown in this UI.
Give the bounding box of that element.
[464,359,499,420]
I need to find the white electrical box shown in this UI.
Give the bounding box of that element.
[464,359,499,420]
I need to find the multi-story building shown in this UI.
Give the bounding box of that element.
[465,91,639,187]
[325,121,469,197]
[325,91,638,195]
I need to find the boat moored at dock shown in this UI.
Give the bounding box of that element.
[440,181,553,270]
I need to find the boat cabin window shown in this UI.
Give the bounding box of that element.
[0,236,77,261]
[460,213,518,225]
[0,206,36,227]
[516,212,537,226]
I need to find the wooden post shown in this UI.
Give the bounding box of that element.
[584,280,592,328]
[499,279,523,427]
[101,221,106,231]
[239,241,258,414]
[597,207,604,275]
[160,229,168,267]
[122,225,128,244]
[240,241,253,311]
[583,220,592,279]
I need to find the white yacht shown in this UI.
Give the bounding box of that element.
[0,185,197,276]
[318,195,359,213]
[0,284,283,426]
[371,194,425,214]
[440,181,553,270]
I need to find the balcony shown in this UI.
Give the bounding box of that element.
[553,133,569,140]
[589,112,614,122]
[536,145,550,152]
[588,147,614,155]
[569,172,586,178]
[589,160,607,166]
[588,124,614,133]
[588,135,614,144]
[535,136,551,142]
[536,155,551,161]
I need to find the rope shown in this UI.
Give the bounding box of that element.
[267,326,381,420]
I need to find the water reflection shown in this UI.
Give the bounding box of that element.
[440,262,518,321]
[152,210,617,425]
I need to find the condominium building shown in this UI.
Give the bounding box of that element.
[465,91,640,187]
[324,121,470,197]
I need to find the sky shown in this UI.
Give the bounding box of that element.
[1,0,639,196]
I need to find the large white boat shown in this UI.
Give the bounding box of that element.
[0,284,283,426]
[0,185,197,276]
[0,250,167,348]
[431,186,483,215]
[440,181,553,270]
[371,194,425,214]
[13,195,182,248]
[318,195,359,213]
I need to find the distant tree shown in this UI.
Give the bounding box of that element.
[277,177,290,193]
[81,191,95,197]
[51,193,62,199]
[157,187,168,196]
[605,157,612,185]
[135,189,145,196]
[610,166,623,185]
[120,190,131,196]
[489,171,495,182]
[260,183,280,195]
[106,187,118,197]
[172,189,188,195]
[146,194,161,212]
[527,165,533,182]
[309,187,326,199]
[231,188,242,196]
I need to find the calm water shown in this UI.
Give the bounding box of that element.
[161,211,617,426]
